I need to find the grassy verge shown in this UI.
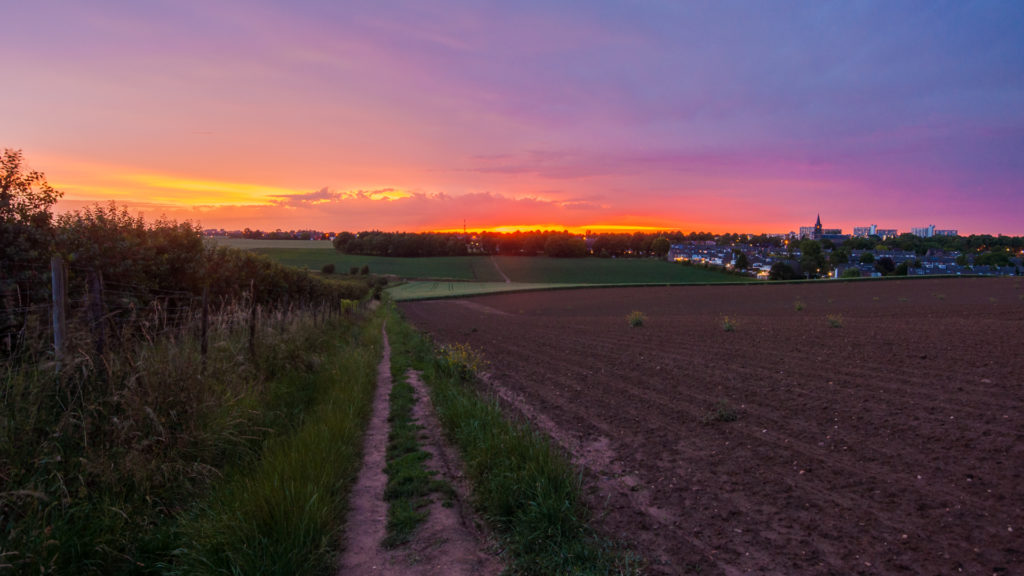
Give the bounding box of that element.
[385,304,640,574]
[172,314,382,575]
[1,304,379,575]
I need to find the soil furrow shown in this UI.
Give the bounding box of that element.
[400,279,1024,575]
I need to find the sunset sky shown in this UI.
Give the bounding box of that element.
[4,1,1023,235]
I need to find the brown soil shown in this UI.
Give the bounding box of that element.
[399,278,1024,575]
[337,326,503,575]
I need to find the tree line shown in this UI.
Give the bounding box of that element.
[334,230,725,258]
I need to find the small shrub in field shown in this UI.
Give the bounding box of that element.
[321,263,335,274]
[626,310,646,327]
[721,316,736,332]
[436,342,488,379]
[360,264,370,275]
[934,293,946,300]
[350,266,359,275]
[826,313,843,328]
[703,400,738,423]
[794,301,805,312]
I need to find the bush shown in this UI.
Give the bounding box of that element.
[626,310,646,327]
[360,265,370,275]
[722,316,736,331]
[841,268,861,278]
[321,263,335,274]
[702,399,738,423]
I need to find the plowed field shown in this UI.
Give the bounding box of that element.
[400,278,1024,575]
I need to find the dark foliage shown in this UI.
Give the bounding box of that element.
[769,261,799,280]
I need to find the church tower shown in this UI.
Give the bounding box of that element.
[814,214,823,238]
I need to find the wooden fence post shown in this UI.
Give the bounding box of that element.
[51,256,66,372]
[248,280,256,359]
[201,286,209,361]
[87,269,105,360]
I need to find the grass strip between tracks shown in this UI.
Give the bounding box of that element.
[173,315,382,575]
[386,303,641,575]
[382,364,455,548]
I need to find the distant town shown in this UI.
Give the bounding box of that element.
[204,214,1024,280]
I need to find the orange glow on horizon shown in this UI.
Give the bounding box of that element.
[432,223,683,235]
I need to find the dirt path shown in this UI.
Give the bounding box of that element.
[490,256,511,283]
[337,325,502,576]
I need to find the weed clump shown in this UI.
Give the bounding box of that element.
[826,313,843,328]
[722,316,736,332]
[794,301,805,312]
[436,342,488,379]
[703,400,739,423]
[627,310,647,327]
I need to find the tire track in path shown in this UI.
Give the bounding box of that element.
[490,256,511,283]
[337,324,502,575]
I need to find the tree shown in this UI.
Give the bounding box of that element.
[1,149,64,307]
[829,248,849,267]
[544,234,587,257]
[859,252,875,264]
[733,250,750,270]
[332,231,355,252]
[768,262,799,280]
[841,268,862,278]
[874,257,896,276]
[799,240,826,278]
[1,149,62,225]
[651,236,671,258]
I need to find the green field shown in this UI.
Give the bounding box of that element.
[490,255,748,284]
[214,239,753,300]
[209,239,501,280]
[387,281,582,301]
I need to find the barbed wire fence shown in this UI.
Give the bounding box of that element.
[2,257,353,372]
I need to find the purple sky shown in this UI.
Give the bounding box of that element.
[4,1,1023,234]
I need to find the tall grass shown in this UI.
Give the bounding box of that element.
[385,305,639,575]
[173,315,381,575]
[1,297,377,575]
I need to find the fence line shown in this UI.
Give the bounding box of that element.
[2,262,349,367]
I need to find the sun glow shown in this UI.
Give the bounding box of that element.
[433,223,677,235]
[123,174,301,205]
